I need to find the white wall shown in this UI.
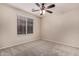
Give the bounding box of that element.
[0,4,40,49]
[41,7,79,48]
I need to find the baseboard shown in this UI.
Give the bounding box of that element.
[41,39,79,50]
[0,39,39,50]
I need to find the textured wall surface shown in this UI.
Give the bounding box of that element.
[0,4,40,49]
[41,7,79,48]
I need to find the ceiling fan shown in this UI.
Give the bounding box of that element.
[32,3,55,15]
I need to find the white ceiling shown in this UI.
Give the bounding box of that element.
[8,3,79,17]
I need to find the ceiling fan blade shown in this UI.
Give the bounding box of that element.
[35,3,40,7]
[32,9,39,12]
[46,10,53,13]
[47,4,55,9]
[42,3,45,5]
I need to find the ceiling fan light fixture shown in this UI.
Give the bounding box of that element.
[43,10,45,14]
[40,10,45,15]
[40,10,42,14]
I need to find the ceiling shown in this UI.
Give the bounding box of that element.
[8,3,79,17]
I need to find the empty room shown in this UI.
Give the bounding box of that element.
[0,3,79,56]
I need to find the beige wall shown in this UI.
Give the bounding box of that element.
[0,4,40,49]
[1,3,79,50]
[41,7,79,48]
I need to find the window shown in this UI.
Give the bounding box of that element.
[17,15,26,34]
[27,18,33,34]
